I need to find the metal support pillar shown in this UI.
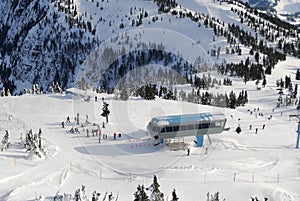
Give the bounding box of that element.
[297,123,300,149]
[196,135,204,147]
[289,114,300,149]
[207,135,212,145]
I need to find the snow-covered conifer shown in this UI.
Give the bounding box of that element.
[148,175,164,201]
[134,185,149,201]
[1,130,10,151]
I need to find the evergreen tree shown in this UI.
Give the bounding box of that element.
[134,185,150,201]
[101,101,110,123]
[255,52,259,63]
[229,91,236,108]
[262,76,267,87]
[293,84,298,99]
[296,69,300,80]
[1,87,5,97]
[244,90,248,103]
[285,76,291,89]
[149,175,164,201]
[120,88,129,100]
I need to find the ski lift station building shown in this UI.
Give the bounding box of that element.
[147,112,227,147]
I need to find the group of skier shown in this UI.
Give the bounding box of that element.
[61,113,123,144]
[235,106,282,135]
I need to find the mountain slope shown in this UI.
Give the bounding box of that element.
[0,0,299,96]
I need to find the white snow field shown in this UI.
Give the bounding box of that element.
[1,56,300,201]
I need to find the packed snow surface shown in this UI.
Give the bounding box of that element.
[1,57,300,201]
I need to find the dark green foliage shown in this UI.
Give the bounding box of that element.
[229,90,237,108]
[262,76,267,87]
[134,185,149,201]
[296,69,300,80]
[285,76,291,89]
[137,84,157,100]
[293,84,298,99]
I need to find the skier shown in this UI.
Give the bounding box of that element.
[98,134,101,143]
[108,192,113,201]
[249,124,252,130]
[66,116,70,123]
[187,148,190,156]
[86,129,89,137]
[76,113,80,125]
[114,133,116,140]
[86,114,89,123]
[61,121,64,128]
[255,128,258,134]
[262,124,265,130]
[38,128,42,149]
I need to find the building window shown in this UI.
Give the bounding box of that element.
[180,125,188,131]
[202,123,210,129]
[173,126,179,132]
[188,124,195,130]
[166,127,173,132]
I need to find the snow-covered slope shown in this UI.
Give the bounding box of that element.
[0,55,300,200]
[0,0,299,95]
[241,0,300,25]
